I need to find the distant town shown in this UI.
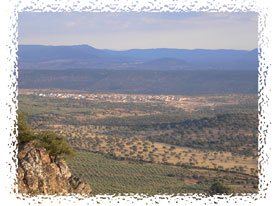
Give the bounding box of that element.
[19,89,191,103]
[19,89,246,113]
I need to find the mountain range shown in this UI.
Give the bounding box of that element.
[18,45,258,95]
[18,45,258,71]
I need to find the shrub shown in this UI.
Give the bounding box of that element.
[17,113,75,159]
[209,181,231,195]
[17,112,36,143]
[36,131,75,159]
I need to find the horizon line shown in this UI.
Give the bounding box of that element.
[18,44,258,52]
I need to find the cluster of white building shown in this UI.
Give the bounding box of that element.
[31,91,190,103]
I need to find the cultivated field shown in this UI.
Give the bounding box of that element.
[67,149,258,195]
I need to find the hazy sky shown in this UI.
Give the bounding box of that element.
[18,12,258,50]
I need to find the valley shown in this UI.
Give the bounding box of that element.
[18,89,258,194]
[16,12,259,198]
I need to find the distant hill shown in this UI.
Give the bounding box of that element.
[18,45,258,95]
[18,44,108,62]
[142,58,190,70]
[19,69,257,95]
[104,48,258,70]
[18,45,258,71]
[18,45,136,70]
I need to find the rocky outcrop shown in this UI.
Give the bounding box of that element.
[17,140,92,195]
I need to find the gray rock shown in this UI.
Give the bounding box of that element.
[17,140,92,195]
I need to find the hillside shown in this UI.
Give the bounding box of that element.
[19,69,257,95]
[18,45,258,71]
[104,48,258,70]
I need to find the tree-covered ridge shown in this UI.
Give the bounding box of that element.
[147,112,258,156]
[19,69,257,95]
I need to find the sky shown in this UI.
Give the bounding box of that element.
[18,12,258,51]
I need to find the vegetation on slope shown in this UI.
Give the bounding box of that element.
[147,113,258,156]
[17,112,75,159]
[19,69,257,95]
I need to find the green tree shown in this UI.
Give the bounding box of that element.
[17,113,75,159]
[209,181,231,195]
[36,131,75,159]
[17,112,35,143]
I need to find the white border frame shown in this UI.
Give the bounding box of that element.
[0,0,274,205]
